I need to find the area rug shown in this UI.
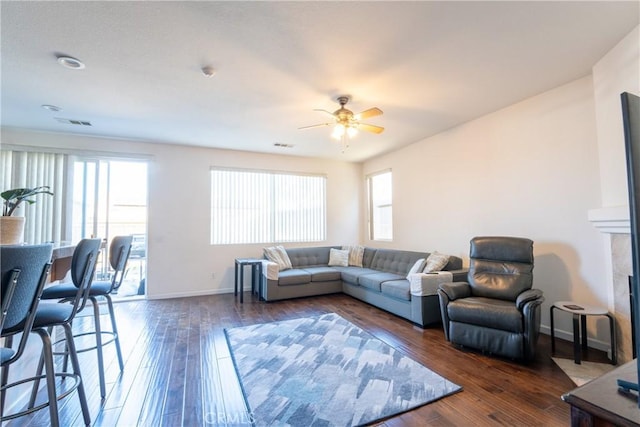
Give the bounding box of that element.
[552,357,616,386]
[225,313,462,427]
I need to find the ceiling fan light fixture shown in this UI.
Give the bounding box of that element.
[347,126,358,138]
[332,124,345,140]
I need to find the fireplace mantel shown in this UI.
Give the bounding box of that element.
[588,206,630,234]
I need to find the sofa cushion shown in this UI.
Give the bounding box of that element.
[381,280,411,301]
[342,245,365,267]
[277,269,311,286]
[302,266,341,282]
[447,297,523,333]
[358,272,405,292]
[423,252,450,273]
[369,249,428,275]
[264,246,292,271]
[286,246,335,268]
[328,248,349,267]
[336,267,379,285]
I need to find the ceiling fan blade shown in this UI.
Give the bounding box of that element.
[355,107,383,120]
[313,109,337,119]
[298,123,332,130]
[357,123,385,134]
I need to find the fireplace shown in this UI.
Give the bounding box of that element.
[590,206,633,363]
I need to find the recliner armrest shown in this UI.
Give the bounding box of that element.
[516,288,544,310]
[438,281,471,301]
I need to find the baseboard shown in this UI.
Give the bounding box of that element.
[147,287,238,300]
[539,324,612,354]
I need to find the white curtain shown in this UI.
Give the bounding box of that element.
[1,150,66,244]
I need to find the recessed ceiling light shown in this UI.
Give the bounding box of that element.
[57,56,85,70]
[41,104,62,112]
[201,66,216,77]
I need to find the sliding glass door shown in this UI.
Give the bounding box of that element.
[72,158,148,298]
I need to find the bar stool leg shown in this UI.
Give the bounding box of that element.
[62,323,91,425]
[33,328,60,427]
[0,336,14,413]
[91,297,107,398]
[106,295,125,371]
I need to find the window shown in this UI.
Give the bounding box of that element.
[210,168,326,244]
[367,170,393,241]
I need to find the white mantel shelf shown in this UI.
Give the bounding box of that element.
[588,206,630,234]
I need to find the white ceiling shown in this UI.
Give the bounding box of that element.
[1,1,638,162]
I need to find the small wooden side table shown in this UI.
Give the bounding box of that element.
[234,258,263,303]
[550,300,617,365]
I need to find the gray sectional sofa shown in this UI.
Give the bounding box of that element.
[260,246,466,327]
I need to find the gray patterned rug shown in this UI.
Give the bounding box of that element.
[225,313,461,426]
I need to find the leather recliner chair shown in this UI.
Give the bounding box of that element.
[437,236,544,361]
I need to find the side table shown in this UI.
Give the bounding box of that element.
[234,258,263,303]
[550,301,616,365]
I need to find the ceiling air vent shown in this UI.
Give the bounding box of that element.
[55,117,92,126]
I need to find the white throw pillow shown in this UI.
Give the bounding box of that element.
[406,258,426,279]
[423,252,450,273]
[328,248,349,267]
[263,245,292,271]
[342,245,364,267]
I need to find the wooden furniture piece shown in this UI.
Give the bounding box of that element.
[234,258,263,303]
[550,301,617,365]
[563,360,640,426]
[49,242,76,282]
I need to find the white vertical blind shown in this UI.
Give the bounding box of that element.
[211,168,326,245]
[1,150,66,243]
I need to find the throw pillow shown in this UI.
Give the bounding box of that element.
[342,245,364,267]
[406,258,426,279]
[328,248,349,267]
[263,245,292,271]
[423,251,450,273]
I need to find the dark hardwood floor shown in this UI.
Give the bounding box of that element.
[4,292,593,426]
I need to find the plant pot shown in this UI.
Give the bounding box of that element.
[0,216,25,245]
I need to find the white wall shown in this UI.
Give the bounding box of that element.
[1,129,362,299]
[593,25,640,208]
[363,76,607,338]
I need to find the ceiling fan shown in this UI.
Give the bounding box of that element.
[299,96,384,138]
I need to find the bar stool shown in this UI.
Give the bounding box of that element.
[0,244,72,425]
[26,238,102,425]
[37,235,132,398]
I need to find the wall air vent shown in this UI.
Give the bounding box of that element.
[55,118,92,126]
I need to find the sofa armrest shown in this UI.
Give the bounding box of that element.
[438,281,472,301]
[516,288,544,310]
[262,260,279,281]
[409,272,453,296]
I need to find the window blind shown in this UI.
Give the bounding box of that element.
[211,168,326,245]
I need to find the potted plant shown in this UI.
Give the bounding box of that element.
[1,186,54,244]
